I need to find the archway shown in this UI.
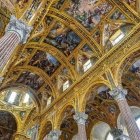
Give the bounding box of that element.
[85,85,120,139]
[90,122,111,140]
[59,105,77,140]
[41,121,52,140]
[0,111,17,140]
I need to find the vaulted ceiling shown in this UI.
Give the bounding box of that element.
[0,0,139,115]
[1,1,140,139]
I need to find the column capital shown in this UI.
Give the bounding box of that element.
[48,130,61,140]
[109,86,127,101]
[5,15,33,44]
[73,112,88,125]
[110,128,123,138]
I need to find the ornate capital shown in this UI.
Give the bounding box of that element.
[109,86,127,101]
[110,128,123,138]
[5,15,33,44]
[48,130,61,140]
[73,112,88,125]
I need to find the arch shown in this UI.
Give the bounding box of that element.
[26,43,78,80]
[81,80,111,112]
[60,117,78,140]
[39,120,53,140]
[114,48,140,86]
[14,66,56,98]
[47,8,103,55]
[90,121,111,140]
[0,83,40,111]
[56,104,75,129]
[0,109,19,131]
[0,110,18,140]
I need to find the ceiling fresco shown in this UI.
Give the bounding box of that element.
[44,21,81,56]
[1,0,138,112]
[0,1,140,138]
[29,50,60,76]
[65,0,112,31]
[17,71,44,90]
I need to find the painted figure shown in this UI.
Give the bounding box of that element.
[66,0,112,30]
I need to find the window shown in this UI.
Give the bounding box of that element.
[110,30,125,46]
[23,94,30,103]
[8,92,17,104]
[83,59,92,72]
[63,80,70,91]
[106,132,113,140]
[47,97,52,106]
[136,117,140,130]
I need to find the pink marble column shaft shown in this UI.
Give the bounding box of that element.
[109,87,140,140]
[0,15,32,71]
[0,32,20,69]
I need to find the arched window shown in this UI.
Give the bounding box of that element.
[106,132,113,140]
[136,116,140,130]
[47,96,52,106]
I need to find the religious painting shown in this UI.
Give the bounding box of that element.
[57,67,72,90]
[29,50,60,76]
[44,21,81,56]
[38,84,53,107]
[17,71,44,91]
[110,9,126,20]
[130,59,140,78]
[65,0,112,31]
[103,23,134,52]
[97,86,112,100]
[77,44,98,73]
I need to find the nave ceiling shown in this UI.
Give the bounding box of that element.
[0,0,140,139]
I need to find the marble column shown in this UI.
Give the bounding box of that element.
[47,130,61,140]
[73,112,88,140]
[0,15,32,70]
[109,86,140,140]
